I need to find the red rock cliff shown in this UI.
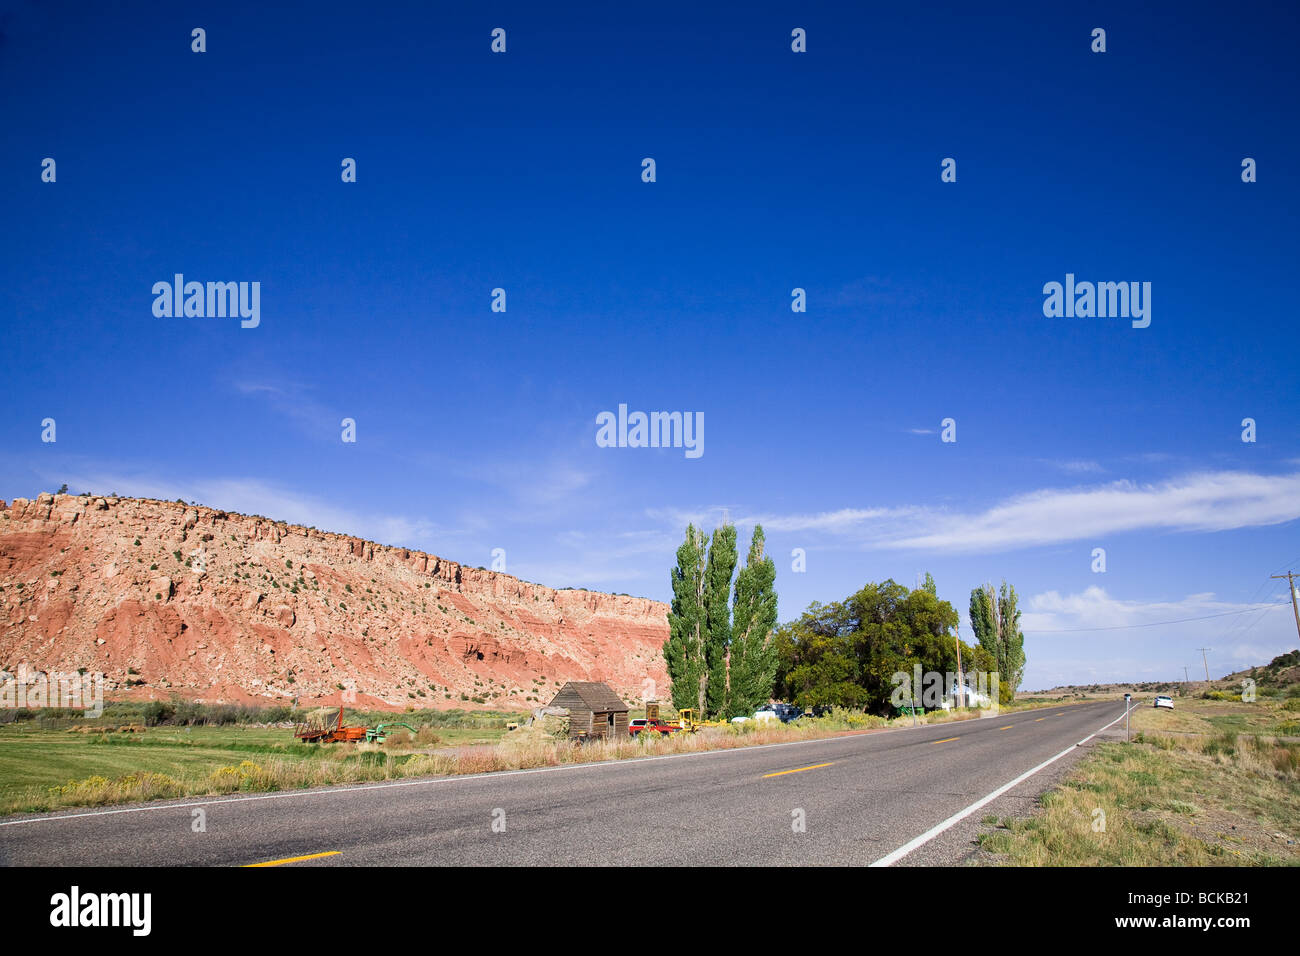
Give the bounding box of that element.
[0,494,669,710]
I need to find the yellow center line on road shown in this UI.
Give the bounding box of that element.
[1034,717,1047,722]
[931,736,960,744]
[1056,713,1066,716]
[762,762,833,778]
[244,851,340,868]
[998,725,1013,731]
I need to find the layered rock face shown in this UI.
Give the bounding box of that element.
[0,494,668,710]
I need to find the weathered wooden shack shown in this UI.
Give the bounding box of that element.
[547,681,629,740]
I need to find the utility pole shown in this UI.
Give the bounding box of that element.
[1196,648,1212,683]
[1270,571,1300,643]
[1183,666,1189,684]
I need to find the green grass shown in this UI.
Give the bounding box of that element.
[410,726,503,746]
[0,709,516,816]
[0,725,305,806]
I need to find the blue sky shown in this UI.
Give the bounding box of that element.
[2,0,1298,689]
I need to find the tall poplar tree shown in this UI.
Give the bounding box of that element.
[703,524,738,718]
[664,525,707,713]
[969,581,1026,704]
[997,581,1026,697]
[728,525,779,718]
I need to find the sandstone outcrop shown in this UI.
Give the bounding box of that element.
[0,495,668,710]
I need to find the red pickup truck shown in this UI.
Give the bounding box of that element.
[629,717,681,736]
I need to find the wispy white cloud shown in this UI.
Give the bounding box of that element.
[888,471,1300,552]
[1022,586,1284,632]
[1037,458,1105,474]
[1017,587,1295,686]
[555,528,677,558]
[512,560,652,589]
[487,461,593,510]
[513,527,679,592]
[402,448,596,524]
[1124,451,1176,464]
[234,379,339,438]
[646,505,918,536]
[669,471,1300,554]
[751,507,917,534]
[161,468,1292,577]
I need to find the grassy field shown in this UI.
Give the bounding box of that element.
[0,706,518,816]
[975,694,1300,866]
[0,722,511,797]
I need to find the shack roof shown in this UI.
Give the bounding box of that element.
[555,681,628,713]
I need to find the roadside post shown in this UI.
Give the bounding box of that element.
[1124,693,1131,741]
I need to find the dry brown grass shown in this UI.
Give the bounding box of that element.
[975,729,1300,866]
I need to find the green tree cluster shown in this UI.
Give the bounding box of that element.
[771,579,994,715]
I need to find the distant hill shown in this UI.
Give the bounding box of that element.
[1029,649,1300,700]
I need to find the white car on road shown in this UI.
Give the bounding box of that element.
[1153,695,1174,709]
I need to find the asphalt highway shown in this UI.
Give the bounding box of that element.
[0,698,1132,866]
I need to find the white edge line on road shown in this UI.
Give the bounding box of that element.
[868,700,1137,867]
[0,698,1108,830]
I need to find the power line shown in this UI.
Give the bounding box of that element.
[1233,581,1289,645]
[1219,578,1284,646]
[1269,571,1300,643]
[1027,601,1289,633]
[1219,563,1297,645]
